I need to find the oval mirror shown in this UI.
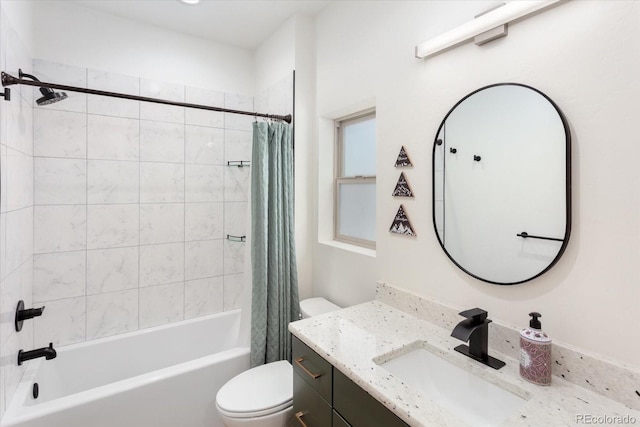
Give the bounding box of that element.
[432,83,571,285]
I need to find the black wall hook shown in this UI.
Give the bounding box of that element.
[450,147,457,154]
[474,155,481,161]
[1,88,10,101]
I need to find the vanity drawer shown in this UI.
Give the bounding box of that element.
[292,336,333,403]
[333,368,408,427]
[293,372,332,427]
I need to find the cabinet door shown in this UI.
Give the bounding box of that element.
[293,372,332,427]
[333,368,409,427]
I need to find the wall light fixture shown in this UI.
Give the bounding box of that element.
[415,0,561,59]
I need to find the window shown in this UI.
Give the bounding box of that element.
[335,110,376,248]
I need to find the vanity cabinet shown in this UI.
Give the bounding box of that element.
[292,336,408,427]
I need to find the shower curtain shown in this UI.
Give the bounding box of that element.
[250,121,300,367]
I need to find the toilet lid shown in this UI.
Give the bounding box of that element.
[216,360,293,417]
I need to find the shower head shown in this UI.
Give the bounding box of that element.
[36,88,68,106]
[18,69,68,106]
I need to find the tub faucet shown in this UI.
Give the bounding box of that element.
[451,308,505,370]
[18,343,57,365]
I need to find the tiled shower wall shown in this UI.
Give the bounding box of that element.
[30,60,253,348]
[0,11,35,416]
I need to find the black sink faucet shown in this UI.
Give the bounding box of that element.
[451,308,505,370]
[18,343,57,365]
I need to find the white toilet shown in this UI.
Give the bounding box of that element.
[215,297,341,427]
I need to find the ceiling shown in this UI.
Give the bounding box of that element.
[69,0,331,50]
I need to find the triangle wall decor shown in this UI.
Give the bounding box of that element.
[389,204,416,237]
[392,172,413,197]
[394,146,413,168]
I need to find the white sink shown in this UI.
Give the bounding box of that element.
[378,346,528,426]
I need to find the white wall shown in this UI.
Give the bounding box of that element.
[314,0,640,369]
[32,1,254,94]
[254,15,316,301]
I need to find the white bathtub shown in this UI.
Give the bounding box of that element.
[1,309,250,427]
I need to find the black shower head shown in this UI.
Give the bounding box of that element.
[18,69,68,106]
[36,87,68,106]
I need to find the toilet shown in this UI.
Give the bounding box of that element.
[215,297,341,427]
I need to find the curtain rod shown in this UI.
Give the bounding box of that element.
[0,71,292,124]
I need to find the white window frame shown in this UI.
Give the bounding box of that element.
[334,109,376,249]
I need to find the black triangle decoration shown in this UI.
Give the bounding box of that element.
[389,205,416,236]
[392,172,413,197]
[394,146,413,167]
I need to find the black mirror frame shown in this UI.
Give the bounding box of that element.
[432,82,572,285]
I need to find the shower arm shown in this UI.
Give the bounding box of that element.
[0,71,292,124]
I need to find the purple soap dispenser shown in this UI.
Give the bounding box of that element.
[519,312,552,386]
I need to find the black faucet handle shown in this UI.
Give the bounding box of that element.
[458,308,488,322]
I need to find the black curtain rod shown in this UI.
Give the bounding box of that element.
[0,72,292,124]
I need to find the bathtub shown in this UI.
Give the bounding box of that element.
[1,309,250,427]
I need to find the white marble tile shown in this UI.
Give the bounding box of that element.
[34,205,85,254]
[1,146,7,214]
[139,242,184,287]
[88,69,140,119]
[185,240,223,281]
[5,207,33,274]
[224,202,248,236]
[6,147,33,211]
[139,283,184,329]
[139,203,184,245]
[87,160,139,204]
[34,296,86,348]
[140,162,184,203]
[185,202,223,241]
[33,251,86,302]
[223,273,244,311]
[224,130,252,163]
[33,60,87,113]
[140,120,185,163]
[224,93,254,131]
[140,79,185,124]
[4,86,33,155]
[86,290,138,340]
[0,214,6,281]
[184,276,223,319]
[87,246,138,294]
[223,239,245,275]
[34,109,87,158]
[185,86,224,128]
[0,264,24,347]
[87,204,138,249]
[34,157,87,205]
[185,125,224,165]
[87,114,139,161]
[224,166,250,202]
[185,164,223,202]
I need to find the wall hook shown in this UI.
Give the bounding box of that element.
[474,155,481,161]
[450,147,457,154]
[1,87,10,101]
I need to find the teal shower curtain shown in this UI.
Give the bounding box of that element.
[250,121,300,367]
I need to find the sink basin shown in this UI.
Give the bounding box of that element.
[378,346,528,426]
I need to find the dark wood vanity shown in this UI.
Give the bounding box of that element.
[292,336,408,427]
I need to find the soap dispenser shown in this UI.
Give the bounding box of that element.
[519,312,551,386]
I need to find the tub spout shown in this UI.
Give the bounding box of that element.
[18,343,56,365]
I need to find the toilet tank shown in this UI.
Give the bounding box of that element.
[299,298,341,319]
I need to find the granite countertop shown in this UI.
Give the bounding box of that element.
[288,301,640,427]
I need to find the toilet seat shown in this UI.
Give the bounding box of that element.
[216,360,293,419]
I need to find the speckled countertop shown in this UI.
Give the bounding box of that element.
[289,301,640,427]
